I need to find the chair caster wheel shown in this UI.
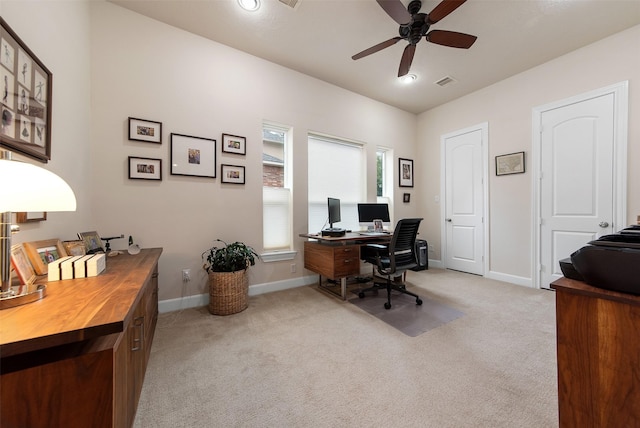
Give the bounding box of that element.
[358,292,365,298]
[384,302,391,310]
[416,298,423,305]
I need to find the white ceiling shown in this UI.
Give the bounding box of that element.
[109,0,640,114]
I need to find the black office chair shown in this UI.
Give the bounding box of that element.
[359,218,423,310]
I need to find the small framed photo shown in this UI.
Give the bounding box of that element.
[221,133,246,155]
[221,164,245,184]
[403,193,411,203]
[78,231,104,254]
[16,211,47,223]
[63,240,86,256]
[10,244,36,285]
[170,133,216,178]
[496,151,525,176]
[128,117,162,144]
[128,156,162,180]
[373,219,384,232]
[23,238,68,275]
[399,158,414,188]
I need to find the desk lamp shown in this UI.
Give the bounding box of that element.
[0,150,77,309]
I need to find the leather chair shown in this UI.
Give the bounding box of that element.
[359,218,423,309]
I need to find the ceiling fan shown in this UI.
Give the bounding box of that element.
[352,0,477,77]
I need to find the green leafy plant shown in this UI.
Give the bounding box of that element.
[202,239,259,273]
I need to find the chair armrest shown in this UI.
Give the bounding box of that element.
[366,244,388,250]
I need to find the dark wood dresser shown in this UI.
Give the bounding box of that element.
[0,247,162,428]
[551,277,640,427]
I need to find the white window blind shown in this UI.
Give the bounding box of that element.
[263,186,291,249]
[308,134,364,233]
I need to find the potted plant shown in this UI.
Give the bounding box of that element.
[202,239,259,315]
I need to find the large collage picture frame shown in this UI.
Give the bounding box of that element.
[0,18,53,162]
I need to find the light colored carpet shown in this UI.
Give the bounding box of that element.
[349,286,465,337]
[134,268,558,428]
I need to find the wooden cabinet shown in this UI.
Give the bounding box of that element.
[303,241,360,279]
[551,277,640,427]
[0,248,162,428]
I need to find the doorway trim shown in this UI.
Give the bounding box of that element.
[531,81,628,289]
[440,122,489,276]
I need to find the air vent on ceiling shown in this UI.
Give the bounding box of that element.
[434,76,457,87]
[278,0,301,9]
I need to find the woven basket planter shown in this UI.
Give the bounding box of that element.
[208,270,248,315]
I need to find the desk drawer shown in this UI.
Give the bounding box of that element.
[333,245,360,277]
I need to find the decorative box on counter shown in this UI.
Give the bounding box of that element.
[48,253,106,281]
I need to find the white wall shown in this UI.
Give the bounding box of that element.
[89,2,418,302]
[2,2,94,246]
[417,25,640,284]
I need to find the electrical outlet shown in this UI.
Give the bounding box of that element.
[182,269,191,282]
[290,263,296,273]
[428,245,434,252]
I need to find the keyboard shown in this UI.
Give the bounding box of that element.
[358,231,389,237]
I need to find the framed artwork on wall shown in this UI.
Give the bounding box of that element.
[128,156,162,180]
[399,158,414,188]
[16,211,46,223]
[496,151,525,176]
[128,117,162,144]
[221,164,245,184]
[170,133,216,178]
[221,133,246,155]
[0,17,53,162]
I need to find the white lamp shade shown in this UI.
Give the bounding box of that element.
[0,158,77,212]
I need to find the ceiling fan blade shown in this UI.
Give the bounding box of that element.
[427,0,467,24]
[426,30,477,49]
[398,44,416,77]
[352,37,403,60]
[376,0,411,25]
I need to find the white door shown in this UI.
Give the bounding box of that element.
[442,124,487,275]
[536,85,627,289]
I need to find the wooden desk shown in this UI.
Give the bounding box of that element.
[1,248,162,428]
[551,277,640,427]
[300,232,390,299]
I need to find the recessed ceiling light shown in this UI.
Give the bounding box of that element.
[238,0,260,11]
[399,74,417,84]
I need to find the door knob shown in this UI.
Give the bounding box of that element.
[599,221,609,228]
[445,218,452,222]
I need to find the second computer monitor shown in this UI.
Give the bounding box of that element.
[357,203,390,228]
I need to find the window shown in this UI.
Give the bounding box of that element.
[263,123,292,251]
[308,133,365,233]
[376,147,392,208]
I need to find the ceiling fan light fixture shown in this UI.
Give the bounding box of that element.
[238,0,260,11]
[399,73,417,84]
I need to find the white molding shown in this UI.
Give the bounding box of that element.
[531,81,629,289]
[486,270,533,288]
[260,250,297,262]
[428,259,444,269]
[158,274,317,313]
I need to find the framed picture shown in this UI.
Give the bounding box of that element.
[63,240,86,256]
[399,158,414,188]
[373,219,384,232]
[10,244,36,285]
[16,211,46,223]
[221,133,246,155]
[170,133,216,178]
[403,193,411,203]
[128,117,162,144]
[128,156,162,180]
[78,231,104,254]
[496,151,525,176]
[0,17,53,162]
[221,164,245,184]
[23,238,68,275]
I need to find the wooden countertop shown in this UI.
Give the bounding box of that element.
[551,276,640,307]
[0,248,162,357]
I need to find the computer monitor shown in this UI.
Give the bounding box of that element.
[327,197,341,229]
[357,203,390,229]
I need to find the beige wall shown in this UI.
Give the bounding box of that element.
[3,0,638,306]
[417,24,640,284]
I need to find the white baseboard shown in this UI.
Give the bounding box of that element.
[428,259,444,269]
[486,270,533,288]
[159,274,318,313]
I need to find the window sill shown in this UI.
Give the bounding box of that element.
[260,250,297,262]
